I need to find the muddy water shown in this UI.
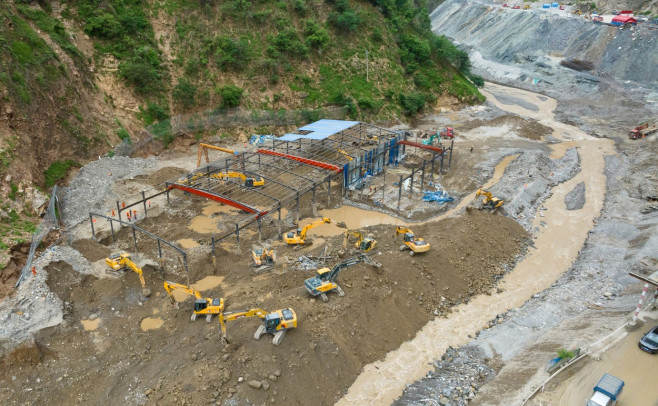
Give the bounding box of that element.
[337,84,614,405]
[81,319,100,331]
[140,317,164,331]
[188,216,220,234]
[169,275,225,302]
[201,201,239,216]
[320,154,519,230]
[178,238,199,249]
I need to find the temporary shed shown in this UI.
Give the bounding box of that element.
[611,15,637,25]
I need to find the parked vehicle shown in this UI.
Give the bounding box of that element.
[587,374,624,406]
[639,325,658,353]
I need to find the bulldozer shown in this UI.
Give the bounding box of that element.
[342,230,377,253]
[219,308,297,346]
[105,252,151,297]
[395,227,430,256]
[304,254,373,302]
[163,281,225,322]
[475,189,504,211]
[212,171,264,187]
[283,217,332,245]
[251,248,276,273]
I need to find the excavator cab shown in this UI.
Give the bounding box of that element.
[359,237,376,252]
[245,178,255,187]
[403,233,415,243]
[264,313,281,331]
[194,299,209,312]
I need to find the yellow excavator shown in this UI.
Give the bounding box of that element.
[475,189,504,211]
[251,248,276,273]
[211,171,265,187]
[304,254,379,302]
[105,252,151,296]
[395,227,430,256]
[342,230,377,253]
[283,217,332,245]
[337,148,354,161]
[163,281,225,322]
[219,308,297,346]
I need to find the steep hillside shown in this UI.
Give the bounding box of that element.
[0,0,481,267]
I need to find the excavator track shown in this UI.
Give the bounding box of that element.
[254,324,267,340]
[272,329,287,346]
[335,285,345,297]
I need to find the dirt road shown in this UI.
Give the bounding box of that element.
[337,82,614,405]
[534,314,658,406]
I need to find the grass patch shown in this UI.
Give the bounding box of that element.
[44,160,81,188]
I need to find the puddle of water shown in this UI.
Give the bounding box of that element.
[178,238,199,249]
[191,275,225,291]
[293,218,344,237]
[188,216,220,234]
[338,84,615,405]
[202,201,239,216]
[320,154,519,230]
[81,319,100,331]
[140,317,164,331]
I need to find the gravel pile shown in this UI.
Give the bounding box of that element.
[565,181,586,210]
[394,346,495,406]
[60,156,156,229]
[491,148,580,230]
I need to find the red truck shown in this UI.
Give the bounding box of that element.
[629,122,657,139]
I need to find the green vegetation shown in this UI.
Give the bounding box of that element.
[44,160,81,188]
[75,0,165,95]
[217,85,244,108]
[137,102,170,126]
[557,348,576,359]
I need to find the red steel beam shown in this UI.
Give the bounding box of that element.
[257,149,342,172]
[167,183,261,215]
[396,140,444,153]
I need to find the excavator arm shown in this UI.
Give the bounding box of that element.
[395,226,413,237]
[342,230,363,250]
[218,308,268,340]
[123,260,146,289]
[163,281,203,304]
[328,254,366,282]
[299,218,331,240]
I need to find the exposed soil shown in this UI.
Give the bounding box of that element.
[460,114,554,141]
[0,203,526,405]
[0,243,29,299]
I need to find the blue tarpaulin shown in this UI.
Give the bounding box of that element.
[422,190,454,204]
[249,134,276,145]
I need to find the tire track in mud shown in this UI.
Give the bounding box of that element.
[336,83,615,405]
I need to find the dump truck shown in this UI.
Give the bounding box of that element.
[587,373,624,406]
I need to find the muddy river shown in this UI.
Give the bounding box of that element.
[336,83,615,405]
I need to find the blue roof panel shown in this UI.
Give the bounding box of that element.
[282,119,361,141]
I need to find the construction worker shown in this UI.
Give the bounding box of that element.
[31,267,37,277]
[470,146,474,153]
[122,202,126,209]
[133,209,137,220]
[111,209,116,217]
[127,211,132,222]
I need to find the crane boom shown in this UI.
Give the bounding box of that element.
[197,143,237,167]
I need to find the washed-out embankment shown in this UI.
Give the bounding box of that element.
[430,0,658,97]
